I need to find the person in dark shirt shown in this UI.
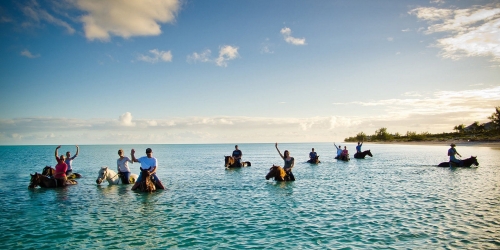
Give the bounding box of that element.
[232,145,242,167]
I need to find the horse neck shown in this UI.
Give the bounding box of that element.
[105,169,120,182]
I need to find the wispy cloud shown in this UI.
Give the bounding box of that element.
[137,49,173,63]
[410,4,500,63]
[187,45,240,67]
[280,27,306,45]
[75,0,180,41]
[21,0,75,34]
[20,49,40,58]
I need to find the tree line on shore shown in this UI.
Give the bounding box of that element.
[344,107,500,142]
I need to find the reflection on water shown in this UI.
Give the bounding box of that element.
[0,143,499,248]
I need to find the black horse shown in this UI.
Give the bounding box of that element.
[437,156,479,167]
[335,155,350,162]
[224,156,251,168]
[354,150,373,159]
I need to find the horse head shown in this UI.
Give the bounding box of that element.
[96,166,108,184]
[471,156,479,166]
[42,166,54,176]
[224,156,234,168]
[28,172,40,188]
[266,165,286,181]
[139,167,156,193]
[366,150,373,157]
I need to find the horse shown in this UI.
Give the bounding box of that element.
[42,166,82,179]
[96,166,138,185]
[28,172,77,188]
[265,165,295,181]
[335,154,350,161]
[224,156,251,168]
[437,156,479,168]
[139,168,156,193]
[354,150,373,159]
[307,155,321,164]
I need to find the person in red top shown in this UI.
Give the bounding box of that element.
[54,145,68,186]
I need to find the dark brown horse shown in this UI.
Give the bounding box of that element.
[265,165,295,181]
[42,166,82,179]
[354,150,373,159]
[307,155,321,164]
[139,168,156,193]
[224,156,251,168]
[438,156,479,167]
[335,154,350,161]
[28,172,77,188]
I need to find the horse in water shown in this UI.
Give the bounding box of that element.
[265,165,295,181]
[354,150,373,159]
[335,155,350,162]
[28,172,77,188]
[139,168,156,193]
[224,156,251,168]
[438,156,479,168]
[96,166,138,185]
[307,155,321,164]
[42,166,82,179]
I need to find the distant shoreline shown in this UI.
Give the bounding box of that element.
[369,140,500,148]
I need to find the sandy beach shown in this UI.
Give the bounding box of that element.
[370,140,500,148]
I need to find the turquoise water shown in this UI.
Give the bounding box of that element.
[1,143,499,249]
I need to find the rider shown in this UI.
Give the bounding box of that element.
[309,148,317,161]
[356,141,363,153]
[232,145,242,167]
[275,142,295,181]
[117,149,133,184]
[334,143,342,159]
[54,146,68,186]
[448,143,462,166]
[341,146,349,159]
[131,148,165,190]
[54,145,79,176]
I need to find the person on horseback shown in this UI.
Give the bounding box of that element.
[448,143,462,166]
[341,146,349,160]
[356,141,363,153]
[117,149,133,184]
[54,145,79,176]
[54,146,68,186]
[334,143,342,159]
[309,148,317,161]
[232,145,242,167]
[131,148,165,190]
[275,143,295,180]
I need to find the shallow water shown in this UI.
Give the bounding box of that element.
[0,143,499,249]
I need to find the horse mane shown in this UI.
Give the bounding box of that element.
[277,166,286,180]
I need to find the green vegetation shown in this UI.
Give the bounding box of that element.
[344,106,500,142]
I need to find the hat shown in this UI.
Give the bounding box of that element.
[146,148,152,153]
[450,143,456,147]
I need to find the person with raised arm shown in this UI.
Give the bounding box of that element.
[130,148,165,190]
[275,142,295,181]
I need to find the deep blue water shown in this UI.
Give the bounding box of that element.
[0,143,499,249]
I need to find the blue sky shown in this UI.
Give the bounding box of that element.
[0,0,499,145]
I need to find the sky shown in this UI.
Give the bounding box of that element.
[0,0,499,145]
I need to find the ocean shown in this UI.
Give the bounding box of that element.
[1,143,499,249]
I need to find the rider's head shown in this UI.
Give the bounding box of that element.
[66,151,71,158]
[284,150,290,157]
[235,145,238,149]
[311,148,314,151]
[118,149,124,156]
[450,143,456,147]
[358,142,360,145]
[146,148,153,156]
[59,155,65,161]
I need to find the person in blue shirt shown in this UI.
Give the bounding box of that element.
[232,145,242,167]
[309,148,317,160]
[448,143,462,166]
[356,141,363,153]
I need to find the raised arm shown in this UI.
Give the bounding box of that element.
[131,149,139,162]
[75,145,79,156]
[275,143,284,160]
[55,145,61,162]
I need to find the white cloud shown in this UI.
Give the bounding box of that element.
[410,5,500,63]
[187,46,239,67]
[280,27,306,45]
[20,49,40,58]
[119,112,135,126]
[387,37,394,42]
[137,49,173,63]
[215,45,239,67]
[75,0,180,41]
[402,28,410,32]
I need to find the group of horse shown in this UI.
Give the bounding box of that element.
[28,166,161,193]
[28,153,480,189]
